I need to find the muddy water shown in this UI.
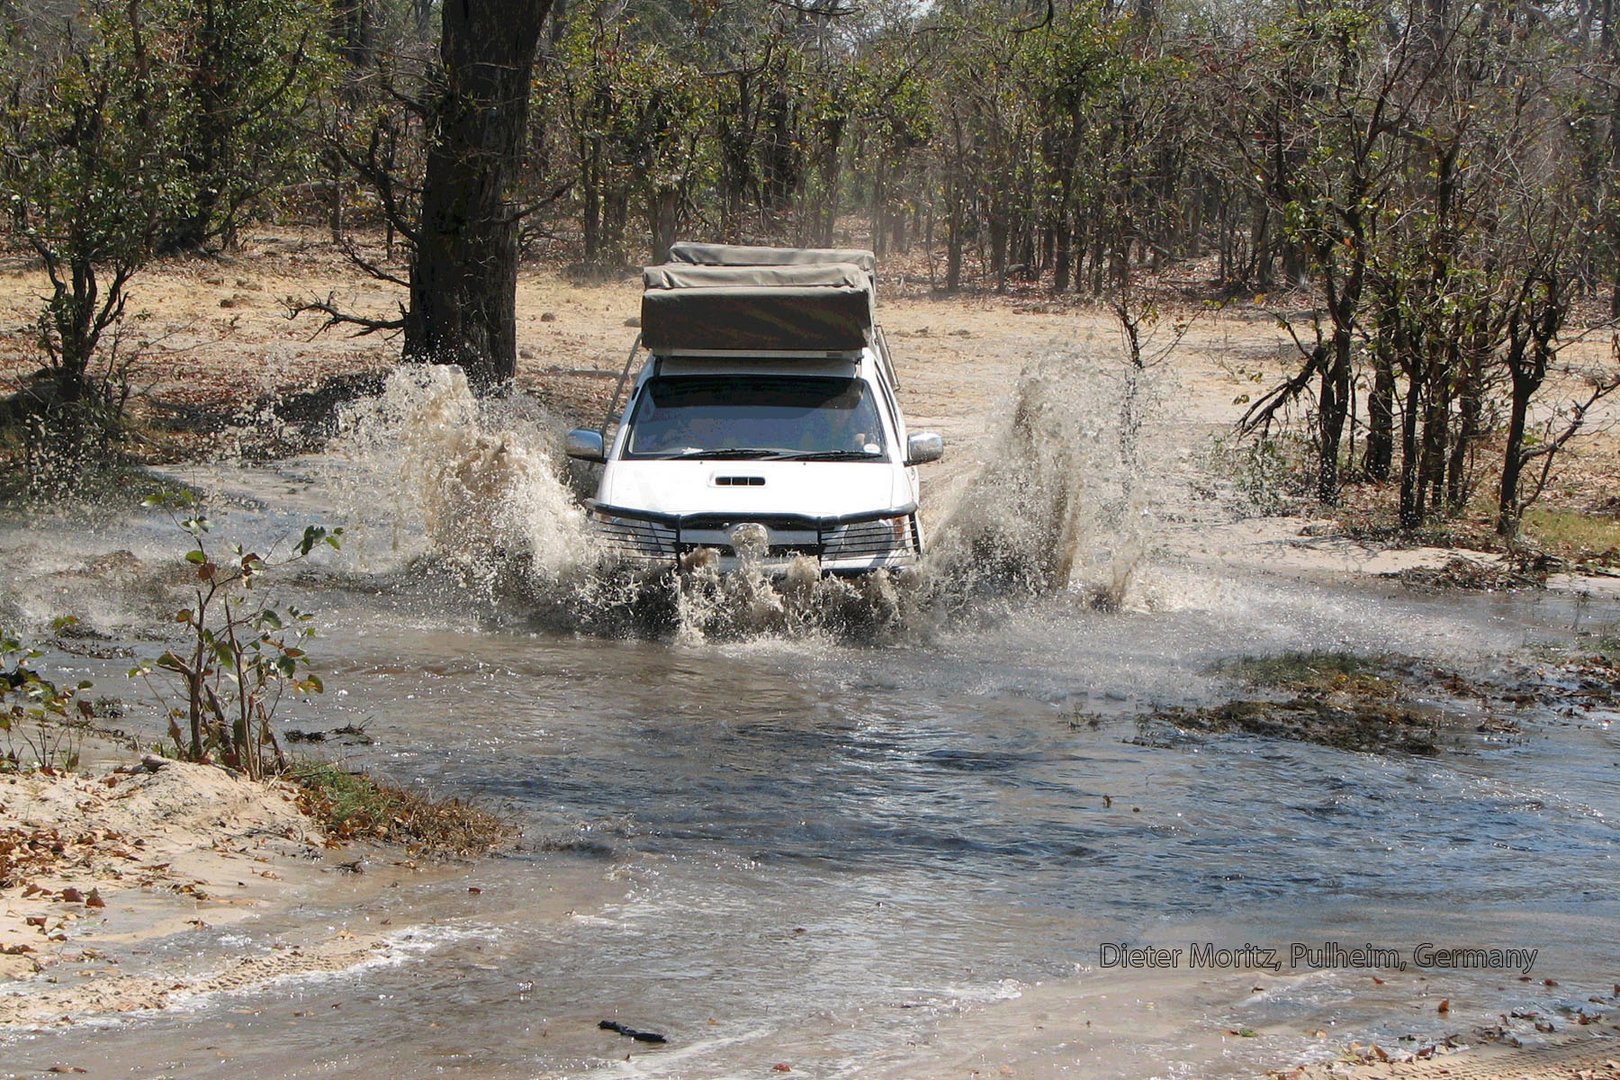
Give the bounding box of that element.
[3,368,1619,1078]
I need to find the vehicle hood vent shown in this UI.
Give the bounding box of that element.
[713,475,766,487]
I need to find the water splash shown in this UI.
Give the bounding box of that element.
[328,365,589,598]
[320,352,1172,641]
[922,348,1173,617]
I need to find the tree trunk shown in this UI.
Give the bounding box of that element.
[945,114,965,293]
[1053,214,1072,294]
[1497,376,1533,537]
[1398,362,1425,528]
[405,0,550,394]
[1446,345,1483,512]
[1363,332,1395,481]
[1419,368,1450,516]
[1317,327,1352,504]
[648,186,679,265]
[989,205,1008,293]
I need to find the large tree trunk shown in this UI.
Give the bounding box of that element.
[405,0,550,394]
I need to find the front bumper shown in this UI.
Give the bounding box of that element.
[587,503,923,574]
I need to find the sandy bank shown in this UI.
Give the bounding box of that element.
[0,753,336,1011]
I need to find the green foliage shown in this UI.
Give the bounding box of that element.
[553,14,717,264]
[0,1,195,484]
[130,492,342,780]
[1,623,91,773]
[1205,433,1306,517]
[1521,507,1620,559]
[163,0,338,248]
[0,0,333,491]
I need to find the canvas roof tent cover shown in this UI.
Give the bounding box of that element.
[641,250,877,354]
[667,242,878,284]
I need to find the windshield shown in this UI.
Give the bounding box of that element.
[622,374,889,460]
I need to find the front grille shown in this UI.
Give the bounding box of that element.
[590,509,919,567]
[713,475,765,487]
[591,515,678,559]
[822,517,916,560]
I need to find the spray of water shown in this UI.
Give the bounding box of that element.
[329,366,588,594]
[324,350,1174,642]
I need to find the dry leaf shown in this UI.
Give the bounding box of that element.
[1437,998,1450,1015]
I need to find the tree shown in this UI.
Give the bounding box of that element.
[162,0,335,251]
[555,15,711,269]
[0,1,194,485]
[403,0,553,392]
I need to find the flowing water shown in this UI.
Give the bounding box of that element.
[2,366,1618,1078]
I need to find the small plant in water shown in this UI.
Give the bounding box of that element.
[288,761,514,856]
[1209,649,1405,698]
[1,620,90,772]
[131,492,342,780]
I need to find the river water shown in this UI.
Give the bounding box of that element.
[2,367,1618,1078]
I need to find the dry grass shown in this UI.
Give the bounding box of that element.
[288,760,516,859]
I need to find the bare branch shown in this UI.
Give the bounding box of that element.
[286,291,406,340]
[1240,315,1328,436]
[336,241,410,290]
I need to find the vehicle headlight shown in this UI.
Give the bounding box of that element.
[589,510,677,558]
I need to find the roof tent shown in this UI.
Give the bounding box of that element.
[641,252,877,355]
[668,242,878,282]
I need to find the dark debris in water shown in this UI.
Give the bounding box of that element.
[1132,647,1620,757]
[1141,698,1444,756]
[284,724,373,746]
[598,1019,667,1044]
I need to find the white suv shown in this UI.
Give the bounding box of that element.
[566,243,942,574]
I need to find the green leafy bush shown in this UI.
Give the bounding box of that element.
[131,493,341,779]
[1,622,90,772]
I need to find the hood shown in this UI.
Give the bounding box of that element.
[598,459,911,520]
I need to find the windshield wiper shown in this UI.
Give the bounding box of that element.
[655,447,796,460]
[785,449,886,461]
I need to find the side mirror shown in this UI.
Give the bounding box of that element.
[906,432,944,466]
[565,428,606,463]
